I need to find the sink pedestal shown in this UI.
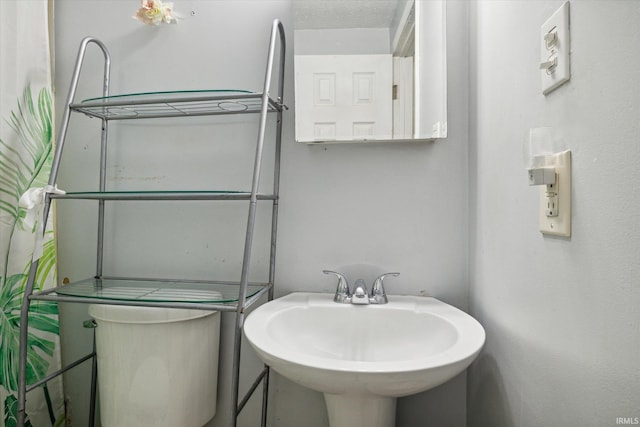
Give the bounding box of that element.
[324,394,396,427]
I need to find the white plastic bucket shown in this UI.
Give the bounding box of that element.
[89,305,220,427]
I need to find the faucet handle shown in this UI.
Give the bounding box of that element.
[370,272,400,304]
[323,270,351,303]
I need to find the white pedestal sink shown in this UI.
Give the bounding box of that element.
[243,292,485,427]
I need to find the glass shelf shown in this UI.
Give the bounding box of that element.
[50,277,267,304]
[70,90,284,120]
[50,190,277,201]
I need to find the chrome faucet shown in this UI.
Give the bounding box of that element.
[323,270,351,303]
[351,279,370,305]
[370,272,399,304]
[323,270,400,305]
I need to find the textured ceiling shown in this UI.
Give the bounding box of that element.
[293,0,401,29]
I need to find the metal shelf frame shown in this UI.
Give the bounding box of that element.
[50,191,278,201]
[70,90,284,120]
[17,18,286,427]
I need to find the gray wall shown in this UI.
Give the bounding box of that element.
[54,1,469,426]
[467,1,640,426]
[54,1,640,427]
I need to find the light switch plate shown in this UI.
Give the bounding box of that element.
[539,150,571,236]
[541,1,570,95]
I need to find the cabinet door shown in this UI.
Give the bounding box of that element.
[295,54,392,142]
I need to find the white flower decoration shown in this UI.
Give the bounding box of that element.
[133,0,178,26]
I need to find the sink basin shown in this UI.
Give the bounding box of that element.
[243,292,485,427]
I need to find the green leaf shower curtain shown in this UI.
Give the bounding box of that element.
[0,1,64,425]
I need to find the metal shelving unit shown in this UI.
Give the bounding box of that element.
[17,19,286,427]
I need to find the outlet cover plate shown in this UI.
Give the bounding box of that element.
[541,1,571,95]
[539,150,571,236]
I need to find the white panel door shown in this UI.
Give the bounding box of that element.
[295,54,393,142]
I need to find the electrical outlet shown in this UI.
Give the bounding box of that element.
[545,180,559,217]
[539,150,571,236]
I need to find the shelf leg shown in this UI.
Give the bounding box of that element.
[89,327,98,427]
[17,261,39,427]
[261,366,270,427]
[231,311,244,427]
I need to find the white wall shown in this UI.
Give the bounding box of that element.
[467,1,640,426]
[54,1,470,427]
